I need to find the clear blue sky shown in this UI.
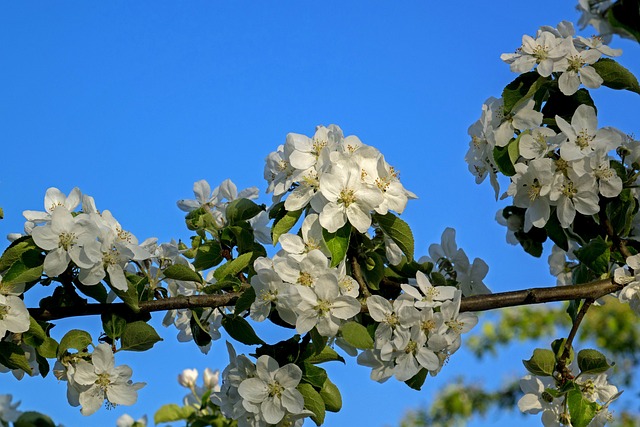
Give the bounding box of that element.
[1,2,639,426]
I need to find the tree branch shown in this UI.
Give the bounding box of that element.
[29,277,624,322]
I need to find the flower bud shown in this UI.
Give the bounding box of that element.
[178,368,198,388]
[203,368,220,391]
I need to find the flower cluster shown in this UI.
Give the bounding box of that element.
[358,272,478,382]
[264,125,416,234]
[213,343,310,427]
[519,372,620,427]
[54,343,145,416]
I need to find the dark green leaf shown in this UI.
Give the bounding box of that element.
[541,88,596,125]
[221,315,265,345]
[607,0,640,43]
[1,249,44,287]
[120,321,163,352]
[574,236,611,276]
[23,317,46,347]
[192,241,224,271]
[362,253,384,290]
[493,143,516,176]
[606,188,637,237]
[0,236,38,272]
[301,362,328,388]
[15,411,56,427]
[306,346,346,364]
[234,286,256,315]
[405,368,428,391]
[225,198,264,224]
[322,224,351,267]
[544,211,568,251]
[190,310,213,348]
[502,71,542,114]
[577,349,613,374]
[373,212,415,262]
[309,327,328,355]
[592,58,640,94]
[0,342,32,374]
[74,280,108,303]
[102,312,128,340]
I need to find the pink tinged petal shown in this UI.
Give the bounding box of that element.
[107,383,138,406]
[559,71,580,96]
[580,66,603,88]
[238,378,269,402]
[319,202,346,233]
[261,398,285,424]
[331,297,361,319]
[92,343,115,374]
[281,389,304,414]
[44,248,70,277]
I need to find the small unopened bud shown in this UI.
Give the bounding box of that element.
[178,368,198,388]
[541,391,554,403]
[203,368,220,391]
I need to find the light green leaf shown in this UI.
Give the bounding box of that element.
[154,403,196,423]
[1,249,43,287]
[120,321,163,352]
[15,411,56,427]
[23,317,46,347]
[163,264,204,284]
[298,383,326,426]
[373,212,415,262]
[0,236,39,272]
[301,362,328,388]
[567,389,598,427]
[306,346,346,365]
[340,321,373,350]
[213,252,254,281]
[319,378,342,412]
[272,208,303,246]
[322,224,351,267]
[58,329,92,357]
[225,198,264,224]
[0,342,33,374]
[522,348,555,377]
[36,337,59,359]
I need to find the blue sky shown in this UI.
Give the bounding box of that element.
[1,1,639,426]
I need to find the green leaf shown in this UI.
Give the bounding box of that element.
[272,208,303,246]
[36,337,59,359]
[0,342,32,374]
[107,273,142,313]
[306,346,346,364]
[0,236,38,272]
[544,211,568,251]
[577,349,613,374]
[23,317,46,347]
[234,286,256,315]
[74,280,108,303]
[298,383,326,426]
[592,58,640,94]
[340,321,373,350]
[362,252,384,290]
[605,188,637,237]
[102,312,128,340]
[567,389,598,427]
[190,309,213,348]
[373,212,415,262]
[57,329,92,357]
[15,411,56,427]
[542,88,596,124]
[1,249,44,287]
[221,315,265,345]
[405,368,428,391]
[120,321,163,351]
[309,327,328,355]
[322,223,351,267]
[163,264,204,284]
[301,362,328,388]
[493,143,516,176]
[192,241,224,271]
[607,0,640,43]
[502,71,542,114]
[551,338,574,365]
[154,403,196,423]
[225,198,264,224]
[574,236,611,276]
[213,251,254,281]
[522,348,556,376]
[319,378,342,412]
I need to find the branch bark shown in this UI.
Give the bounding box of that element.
[28,277,624,322]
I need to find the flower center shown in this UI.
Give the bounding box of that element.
[0,305,8,320]
[405,340,418,354]
[421,319,436,334]
[58,232,77,250]
[260,289,278,302]
[527,179,542,201]
[384,312,399,328]
[338,188,356,207]
[575,129,594,149]
[567,54,585,72]
[268,381,284,398]
[561,181,578,199]
[532,45,549,62]
[312,139,327,157]
[96,372,112,390]
[445,319,464,334]
[297,272,314,287]
[315,299,332,316]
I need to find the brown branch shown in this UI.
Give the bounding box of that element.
[556,298,594,378]
[29,277,623,322]
[350,257,371,298]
